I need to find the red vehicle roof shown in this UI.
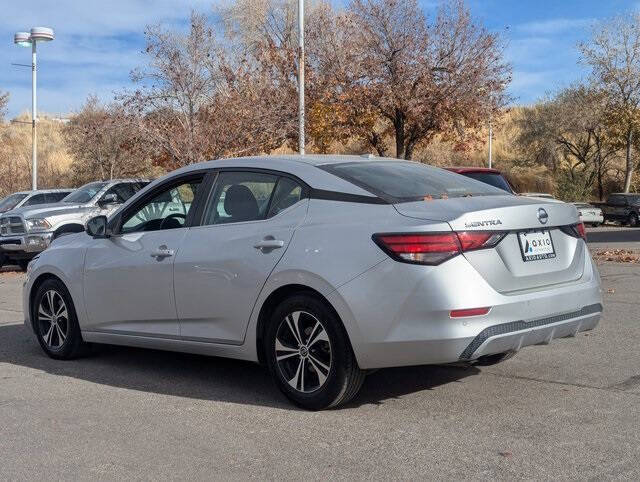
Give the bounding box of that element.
[444,167,503,174]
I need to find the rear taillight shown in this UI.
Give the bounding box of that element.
[456,232,507,251]
[373,231,505,265]
[560,223,587,241]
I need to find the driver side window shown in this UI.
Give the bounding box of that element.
[120,178,202,234]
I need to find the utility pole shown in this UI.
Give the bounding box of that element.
[488,114,493,169]
[31,41,37,190]
[298,0,305,155]
[14,27,55,190]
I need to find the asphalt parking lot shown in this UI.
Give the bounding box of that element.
[1,226,639,480]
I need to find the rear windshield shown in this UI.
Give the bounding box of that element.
[459,172,513,194]
[322,161,507,203]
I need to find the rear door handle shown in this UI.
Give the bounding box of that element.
[254,238,285,251]
[150,245,174,260]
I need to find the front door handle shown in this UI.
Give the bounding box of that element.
[150,245,174,260]
[254,238,285,251]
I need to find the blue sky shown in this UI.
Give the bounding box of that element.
[0,0,637,118]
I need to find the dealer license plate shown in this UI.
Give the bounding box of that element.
[518,230,556,262]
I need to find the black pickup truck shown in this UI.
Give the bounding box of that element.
[594,193,640,227]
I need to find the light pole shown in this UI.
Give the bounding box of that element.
[298,0,305,155]
[14,27,55,191]
[488,114,493,169]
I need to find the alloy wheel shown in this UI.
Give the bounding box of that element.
[38,290,69,349]
[275,311,332,393]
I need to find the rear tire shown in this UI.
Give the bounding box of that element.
[32,278,87,360]
[17,259,30,271]
[591,223,600,228]
[265,293,365,410]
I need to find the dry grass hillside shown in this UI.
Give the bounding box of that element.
[0,107,629,200]
[0,113,74,197]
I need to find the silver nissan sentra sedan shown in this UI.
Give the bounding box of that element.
[23,155,603,410]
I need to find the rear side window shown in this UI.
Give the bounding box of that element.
[103,183,144,204]
[322,161,506,203]
[203,172,278,225]
[22,194,47,206]
[268,178,304,217]
[609,195,625,206]
[46,192,70,203]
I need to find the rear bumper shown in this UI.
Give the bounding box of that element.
[459,303,601,360]
[331,248,603,369]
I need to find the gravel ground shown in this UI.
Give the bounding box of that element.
[0,228,638,480]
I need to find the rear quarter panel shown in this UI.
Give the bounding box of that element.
[245,199,452,353]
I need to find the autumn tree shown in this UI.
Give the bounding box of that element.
[518,86,619,200]
[316,0,510,159]
[218,0,335,152]
[122,12,231,168]
[579,13,640,193]
[64,96,151,183]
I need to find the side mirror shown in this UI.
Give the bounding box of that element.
[86,215,109,238]
[98,193,118,208]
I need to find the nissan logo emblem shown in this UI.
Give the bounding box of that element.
[537,208,549,225]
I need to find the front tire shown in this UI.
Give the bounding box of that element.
[629,213,639,228]
[265,294,365,410]
[32,278,86,360]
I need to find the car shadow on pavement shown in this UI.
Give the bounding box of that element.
[0,323,479,410]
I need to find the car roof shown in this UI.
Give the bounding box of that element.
[178,154,399,169]
[444,167,503,174]
[165,155,411,197]
[610,192,640,196]
[31,188,73,193]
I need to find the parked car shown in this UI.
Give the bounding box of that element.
[573,203,604,227]
[0,189,73,214]
[594,193,640,227]
[23,156,602,410]
[520,193,565,204]
[444,167,515,194]
[0,179,148,270]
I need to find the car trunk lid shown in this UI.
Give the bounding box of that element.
[394,195,585,293]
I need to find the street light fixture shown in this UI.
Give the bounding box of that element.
[14,27,55,190]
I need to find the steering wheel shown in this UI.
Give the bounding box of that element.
[159,213,187,230]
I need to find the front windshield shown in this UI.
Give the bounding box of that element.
[63,182,108,204]
[0,193,28,212]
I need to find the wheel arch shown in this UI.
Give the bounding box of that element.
[255,284,353,366]
[53,223,85,239]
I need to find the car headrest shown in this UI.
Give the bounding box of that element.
[224,185,259,222]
